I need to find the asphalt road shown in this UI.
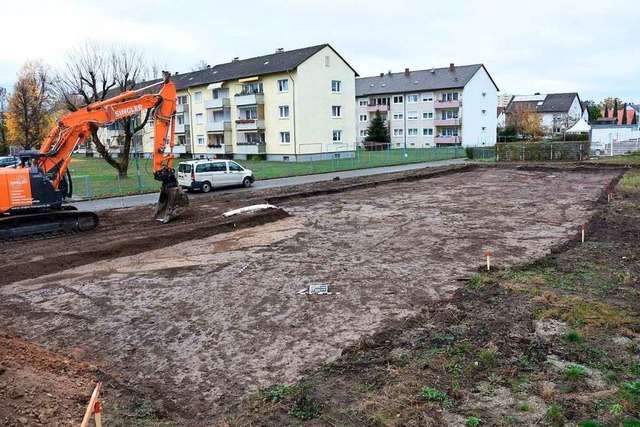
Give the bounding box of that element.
[70,158,466,212]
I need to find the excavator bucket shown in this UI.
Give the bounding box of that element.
[154,186,189,223]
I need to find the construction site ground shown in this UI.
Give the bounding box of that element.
[1,163,638,426]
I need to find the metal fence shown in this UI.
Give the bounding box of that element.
[69,145,467,200]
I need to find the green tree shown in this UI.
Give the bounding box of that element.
[586,100,601,124]
[365,110,390,142]
[613,99,618,120]
[632,111,637,125]
[604,105,609,118]
[621,103,628,124]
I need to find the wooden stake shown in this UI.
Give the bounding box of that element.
[81,382,103,427]
[485,251,491,271]
[94,401,102,427]
[581,224,585,243]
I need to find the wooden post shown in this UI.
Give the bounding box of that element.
[80,382,103,427]
[485,251,491,271]
[581,224,585,243]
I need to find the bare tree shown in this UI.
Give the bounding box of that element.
[53,40,157,177]
[191,59,209,71]
[0,87,8,155]
[7,61,53,150]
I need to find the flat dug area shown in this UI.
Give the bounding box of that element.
[2,165,637,426]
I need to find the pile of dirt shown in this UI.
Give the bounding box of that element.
[0,332,98,426]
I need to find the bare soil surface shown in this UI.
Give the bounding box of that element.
[0,165,625,425]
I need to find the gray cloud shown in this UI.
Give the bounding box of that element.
[1,0,637,103]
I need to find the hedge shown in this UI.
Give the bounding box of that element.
[496,141,591,162]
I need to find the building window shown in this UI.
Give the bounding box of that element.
[423,128,434,136]
[325,56,331,67]
[331,80,341,92]
[359,129,368,137]
[194,91,202,103]
[441,92,459,101]
[359,114,368,122]
[277,79,289,92]
[422,94,434,102]
[332,105,342,117]
[407,94,418,103]
[393,112,404,120]
[408,128,418,136]
[240,108,258,119]
[195,113,203,124]
[407,111,418,120]
[393,129,404,136]
[359,99,368,107]
[241,82,263,94]
[177,114,184,125]
[177,95,188,105]
[245,133,265,144]
[482,109,487,115]
[332,130,342,141]
[441,110,459,120]
[482,92,487,98]
[280,131,291,143]
[393,95,403,104]
[279,105,290,118]
[423,112,434,119]
[482,126,486,132]
[197,135,205,145]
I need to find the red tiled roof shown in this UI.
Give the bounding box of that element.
[601,108,635,125]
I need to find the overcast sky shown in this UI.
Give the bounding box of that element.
[1,0,638,103]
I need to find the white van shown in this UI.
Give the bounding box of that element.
[176,159,255,193]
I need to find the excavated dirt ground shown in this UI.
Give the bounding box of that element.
[0,165,624,425]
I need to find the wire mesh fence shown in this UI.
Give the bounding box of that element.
[69,145,467,199]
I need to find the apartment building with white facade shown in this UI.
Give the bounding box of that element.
[355,64,499,148]
[96,44,357,161]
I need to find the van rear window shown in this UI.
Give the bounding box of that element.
[178,163,191,173]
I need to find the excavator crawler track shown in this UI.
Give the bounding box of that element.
[0,209,99,242]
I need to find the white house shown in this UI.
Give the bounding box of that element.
[505,93,583,133]
[355,63,499,148]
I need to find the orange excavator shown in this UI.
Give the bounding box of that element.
[0,71,189,239]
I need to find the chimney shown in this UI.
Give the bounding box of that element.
[232,57,239,62]
[449,63,455,71]
[404,68,410,76]
[379,72,384,77]
[276,48,284,53]
[206,64,211,69]
[430,67,435,73]
[174,71,178,75]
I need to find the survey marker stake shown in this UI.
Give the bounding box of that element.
[81,382,103,427]
[485,251,491,271]
[581,224,585,243]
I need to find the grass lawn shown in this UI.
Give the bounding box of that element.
[589,153,640,165]
[68,147,466,199]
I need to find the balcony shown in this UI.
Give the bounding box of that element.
[108,129,124,137]
[434,136,461,144]
[205,144,233,155]
[235,119,265,131]
[434,118,459,126]
[367,104,389,113]
[175,123,190,134]
[235,93,264,106]
[435,100,461,109]
[204,97,230,110]
[235,143,266,155]
[176,104,189,113]
[171,145,187,154]
[205,121,231,133]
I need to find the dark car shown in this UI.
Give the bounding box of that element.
[0,156,20,168]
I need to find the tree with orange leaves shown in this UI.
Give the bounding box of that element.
[6,61,54,150]
[508,103,544,140]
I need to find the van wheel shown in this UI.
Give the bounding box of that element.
[594,149,603,156]
[242,177,252,188]
[201,181,212,193]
